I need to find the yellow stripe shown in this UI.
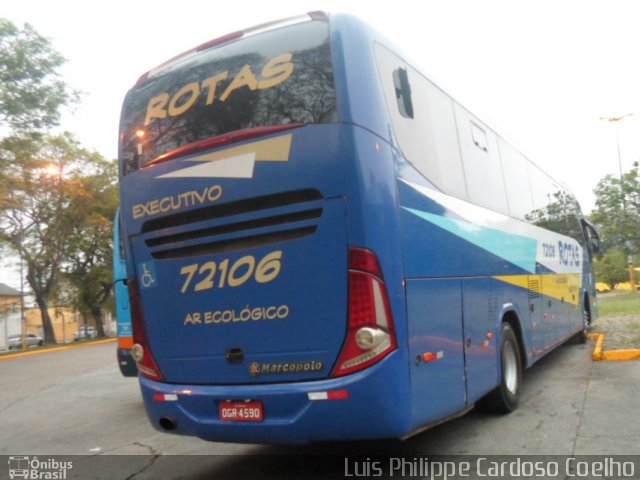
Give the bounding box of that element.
[493,273,582,306]
[493,274,529,290]
[589,333,640,361]
[0,338,116,360]
[189,134,293,163]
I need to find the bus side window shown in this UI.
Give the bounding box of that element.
[393,67,414,119]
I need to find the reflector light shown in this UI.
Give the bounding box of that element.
[153,393,178,402]
[327,390,350,400]
[308,390,350,401]
[308,392,327,400]
[423,352,437,362]
[422,351,444,363]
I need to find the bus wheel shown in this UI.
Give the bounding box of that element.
[480,322,522,413]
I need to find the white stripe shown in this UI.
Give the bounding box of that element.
[157,152,256,179]
[400,179,583,274]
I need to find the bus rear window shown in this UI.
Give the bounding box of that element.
[120,20,337,174]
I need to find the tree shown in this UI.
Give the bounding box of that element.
[0,19,77,134]
[1,18,78,223]
[591,162,640,254]
[0,133,113,344]
[65,159,118,336]
[593,249,629,290]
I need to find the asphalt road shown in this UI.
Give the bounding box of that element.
[0,339,638,479]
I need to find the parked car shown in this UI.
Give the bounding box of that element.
[8,333,44,350]
[74,326,98,341]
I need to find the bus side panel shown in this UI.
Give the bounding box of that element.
[406,279,466,425]
[462,278,529,401]
[461,278,499,401]
[540,274,582,351]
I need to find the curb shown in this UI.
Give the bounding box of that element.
[588,332,640,361]
[0,337,116,361]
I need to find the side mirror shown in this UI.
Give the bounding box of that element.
[591,233,601,254]
[393,67,414,119]
[582,219,600,254]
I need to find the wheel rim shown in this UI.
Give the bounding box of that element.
[503,340,518,394]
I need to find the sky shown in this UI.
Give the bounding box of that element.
[2,0,640,287]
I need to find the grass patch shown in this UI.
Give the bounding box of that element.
[598,292,640,317]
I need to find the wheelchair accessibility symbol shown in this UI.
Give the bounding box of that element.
[138,262,158,289]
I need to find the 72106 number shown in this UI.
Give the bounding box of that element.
[179,250,283,293]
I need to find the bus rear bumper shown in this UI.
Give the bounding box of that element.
[138,353,410,444]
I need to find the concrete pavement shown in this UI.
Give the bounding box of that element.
[0,337,638,479]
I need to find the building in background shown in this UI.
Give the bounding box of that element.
[25,306,79,344]
[2,282,114,349]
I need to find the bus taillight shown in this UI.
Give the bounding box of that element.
[332,248,397,377]
[129,279,164,381]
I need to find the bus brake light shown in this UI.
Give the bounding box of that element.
[129,279,164,381]
[332,248,397,377]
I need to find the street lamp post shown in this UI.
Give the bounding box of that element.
[599,113,633,186]
[599,113,636,293]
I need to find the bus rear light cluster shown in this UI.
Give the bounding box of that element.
[332,248,397,377]
[129,279,165,381]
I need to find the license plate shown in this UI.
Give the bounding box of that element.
[219,401,264,422]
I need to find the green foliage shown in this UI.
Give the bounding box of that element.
[0,133,117,342]
[524,190,584,242]
[591,162,640,254]
[0,18,77,133]
[64,157,118,335]
[0,20,114,343]
[594,250,629,290]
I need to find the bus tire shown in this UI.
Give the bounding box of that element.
[481,322,522,413]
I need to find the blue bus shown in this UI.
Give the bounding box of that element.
[117,12,599,444]
[113,209,137,377]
